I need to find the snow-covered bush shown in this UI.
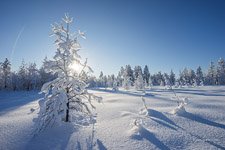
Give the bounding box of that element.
[35,14,101,133]
[172,97,188,115]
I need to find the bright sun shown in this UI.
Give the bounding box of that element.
[70,62,83,73]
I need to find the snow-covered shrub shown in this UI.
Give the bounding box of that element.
[35,14,101,133]
[172,97,188,115]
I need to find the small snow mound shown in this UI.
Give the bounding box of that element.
[171,97,189,115]
[139,108,149,116]
[120,111,132,117]
[128,119,145,139]
[171,105,186,115]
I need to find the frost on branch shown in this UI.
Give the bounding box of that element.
[35,14,101,133]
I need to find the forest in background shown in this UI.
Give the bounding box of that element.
[0,57,225,91]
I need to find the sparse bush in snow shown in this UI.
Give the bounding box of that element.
[139,96,149,116]
[35,14,101,133]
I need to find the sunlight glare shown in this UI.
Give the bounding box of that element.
[70,61,83,73]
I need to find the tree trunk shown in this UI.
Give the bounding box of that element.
[65,87,69,122]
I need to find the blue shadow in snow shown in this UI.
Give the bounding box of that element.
[96,139,107,150]
[151,118,177,130]
[0,91,43,115]
[90,88,154,98]
[180,112,225,130]
[147,109,178,128]
[132,126,170,150]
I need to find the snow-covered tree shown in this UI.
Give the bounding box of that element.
[36,14,101,132]
[17,60,28,90]
[126,65,134,83]
[117,67,124,87]
[133,65,142,80]
[143,65,150,86]
[27,63,39,90]
[134,71,145,90]
[217,58,225,85]
[189,69,196,86]
[106,74,114,88]
[169,70,176,86]
[39,58,56,88]
[112,78,118,91]
[196,66,204,86]
[206,61,217,85]
[98,71,104,87]
[1,58,11,89]
[11,71,19,91]
[148,76,153,89]
[0,63,3,89]
[164,73,171,89]
[123,67,132,90]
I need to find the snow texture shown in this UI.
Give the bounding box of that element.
[1,86,225,149]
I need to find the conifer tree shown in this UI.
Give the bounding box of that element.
[36,14,101,132]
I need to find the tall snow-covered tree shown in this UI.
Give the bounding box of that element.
[206,61,217,85]
[169,70,176,86]
[133,65,142,80]
[0,62,3,89]
[143,65,150,86]
[127,65,134,83]
[36,14,101,132]
[123,66,132,90]
[196,66,204,86]
[98,71,104,87]
[39,58,56,88]
[27,63,39,90]
[117,66,125,87]
[217,58,225,85]
[189,69,196,86]
[1,58,11,89]
[112,78,118,91]
[164,73,171,88]
[11,71,18,91]
[134,71,145,90]
[18,60,28,90]
[148,76,153,89]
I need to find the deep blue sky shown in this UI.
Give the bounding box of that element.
[0,0,225,76]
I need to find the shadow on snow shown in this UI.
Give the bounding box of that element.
[132,126,170,150]
[0,91,43,116]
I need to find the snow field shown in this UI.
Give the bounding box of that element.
[0,86,225,150]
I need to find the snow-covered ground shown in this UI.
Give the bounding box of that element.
[1,86,225,150]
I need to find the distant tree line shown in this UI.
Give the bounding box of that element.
[0,57,56,91]
[90,58,225,89]
[0,57,225,91]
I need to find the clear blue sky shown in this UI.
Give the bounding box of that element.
[0,0,225,76]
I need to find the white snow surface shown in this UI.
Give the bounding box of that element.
[1,86,225,150]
